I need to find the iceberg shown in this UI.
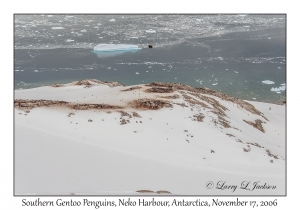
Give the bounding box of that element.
[262,80,275,85]
[51,27,65,30]
[93,44,141,58]
[146,29,156,33]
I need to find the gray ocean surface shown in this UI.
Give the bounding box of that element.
[14,14,286,103]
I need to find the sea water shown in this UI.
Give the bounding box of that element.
[14,14,286,103]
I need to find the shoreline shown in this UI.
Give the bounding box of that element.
[14,79,286,105]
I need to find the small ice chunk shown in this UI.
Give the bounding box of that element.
[234,71,238,73]
[136,72,139,74]
[196,19,202,22]
[94,26,99,28]
[51,27,64,30]
[278,67,281,69]
[97,23,102,25]
[271,86,286,92]
[80,29,87,32]
[253,98,256,100]
[66,39,74,42]
[276,92,281,94]
[130,37,138,39]
[47,15,54,17]
[268,37,272,39]
[175,78,177,79]
[146,29,156,33]
[146,71,148,72]
[109,19,116,22]
[122,16,124,18]
[262,80,275,85]
[212,83,218,85]
[281,83,286,86]
[33,70,39,72]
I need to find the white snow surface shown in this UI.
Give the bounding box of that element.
[15,81,285,195]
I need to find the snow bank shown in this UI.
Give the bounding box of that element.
[14,82,285,195]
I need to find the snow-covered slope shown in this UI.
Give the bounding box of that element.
[14,80,285,195]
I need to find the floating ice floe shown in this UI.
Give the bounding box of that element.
[80,29,87,33]
[97,23,102,25]
[94,44,140,52]
[237,14,247,17]
[278,67,281,69]
[135,72,139,74]
[281,83,286,86]
[47,15,54,17]
[109,19,116,22]
[51,27,65,30]
[234,71,238,73]
[262,80,275,85]
[94,26,99,28]
[212,83,218,85]
[66,39,74,42]
[271,86,286,92]
[93,44,140,58]
[196,19,203,22]
[130,37,138,39]
[146,29,156,33]
[253,98,256,100]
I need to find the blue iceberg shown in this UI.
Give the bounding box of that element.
[93,44,141,58]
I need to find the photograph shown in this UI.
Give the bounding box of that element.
[14,14,286,196]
